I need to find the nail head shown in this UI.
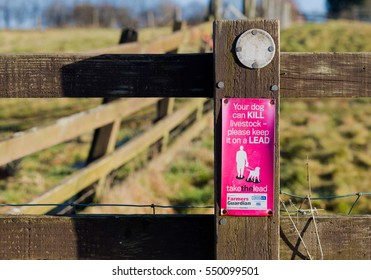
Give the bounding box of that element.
[217,81,225,89]
[270,85,279,92]
[220,218,227,225]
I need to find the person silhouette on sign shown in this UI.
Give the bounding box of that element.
[236,146,248,179]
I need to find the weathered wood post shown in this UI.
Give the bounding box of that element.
[214,20,280,259]
[244,0,257,19]
[209,0,222,20]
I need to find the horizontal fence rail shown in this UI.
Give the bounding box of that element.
[0,98,160,166]
[1,215,370,260]
[0,54,213,98]
[0,53,370,98]
[11,99,208,214]
[0,215,214,260]
[280,215,371,260]
[83,21,211,55]
[281,52,371,98]
[84,28,185,55]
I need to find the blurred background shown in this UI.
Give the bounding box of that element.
[0,0,370,216]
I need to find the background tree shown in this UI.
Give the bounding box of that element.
[327,0,365,18]
[44,1,71,27]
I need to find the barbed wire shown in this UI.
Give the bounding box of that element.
[280,190,371,215]
[0,203,214,215]
[3,191,371,215]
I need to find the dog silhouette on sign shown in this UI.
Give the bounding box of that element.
[246,167,261,183]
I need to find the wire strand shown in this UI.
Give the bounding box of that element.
[0,203,213,209]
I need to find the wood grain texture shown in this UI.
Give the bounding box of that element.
[0,54,213,98]
[280,216,371,260]
[281,52,371,98]
[214,20,280,260]
[0,215,214,260]
[1,53,370,98]
[2,215,370,260]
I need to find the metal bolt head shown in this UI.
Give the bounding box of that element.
[270,85,279,92]
[219,218,227,225]
[251,29,257,35]
[251,62,259,69]
[236,46,242,52]
[268,46,274,52]
[217,81,225,89]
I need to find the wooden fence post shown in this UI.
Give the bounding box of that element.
[88,28,139,163]
[244,0,257,19]
[86,98,121,199]
[153,20,184,152]
[209,0,222,20]
[86,28,139,199]
[214,20,280,259]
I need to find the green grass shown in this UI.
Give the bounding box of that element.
[281,20,371,52]
[0,26,172,53]
[165,137,214,213]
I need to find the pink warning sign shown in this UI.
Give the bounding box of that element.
[221,98,275,216]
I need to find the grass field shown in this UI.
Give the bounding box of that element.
[1,20,371,215]
[0,27,172,53]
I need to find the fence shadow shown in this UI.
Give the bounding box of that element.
[60,54,213,98]
[280,217,313,260]
[71,215,214,260]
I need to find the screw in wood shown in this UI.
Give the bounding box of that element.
[268,46,274,52]
[252,29,257,35]
[219,218,227,225]
[252,62,259,69]
[217,81,225,89]
[224,99,229,104]
[270,85,279,92]
[236,46,242,52]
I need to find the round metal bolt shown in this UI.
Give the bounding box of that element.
[268,46,274,52]
[251,29,257,35]
[270,85,279,92]
[270,99,275,105]
[224,99,229,104]
[236,46,242,52]
[217,81,225,89]
[267,210,273,216]
[219,218,227,225]
[251,62,259,69]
